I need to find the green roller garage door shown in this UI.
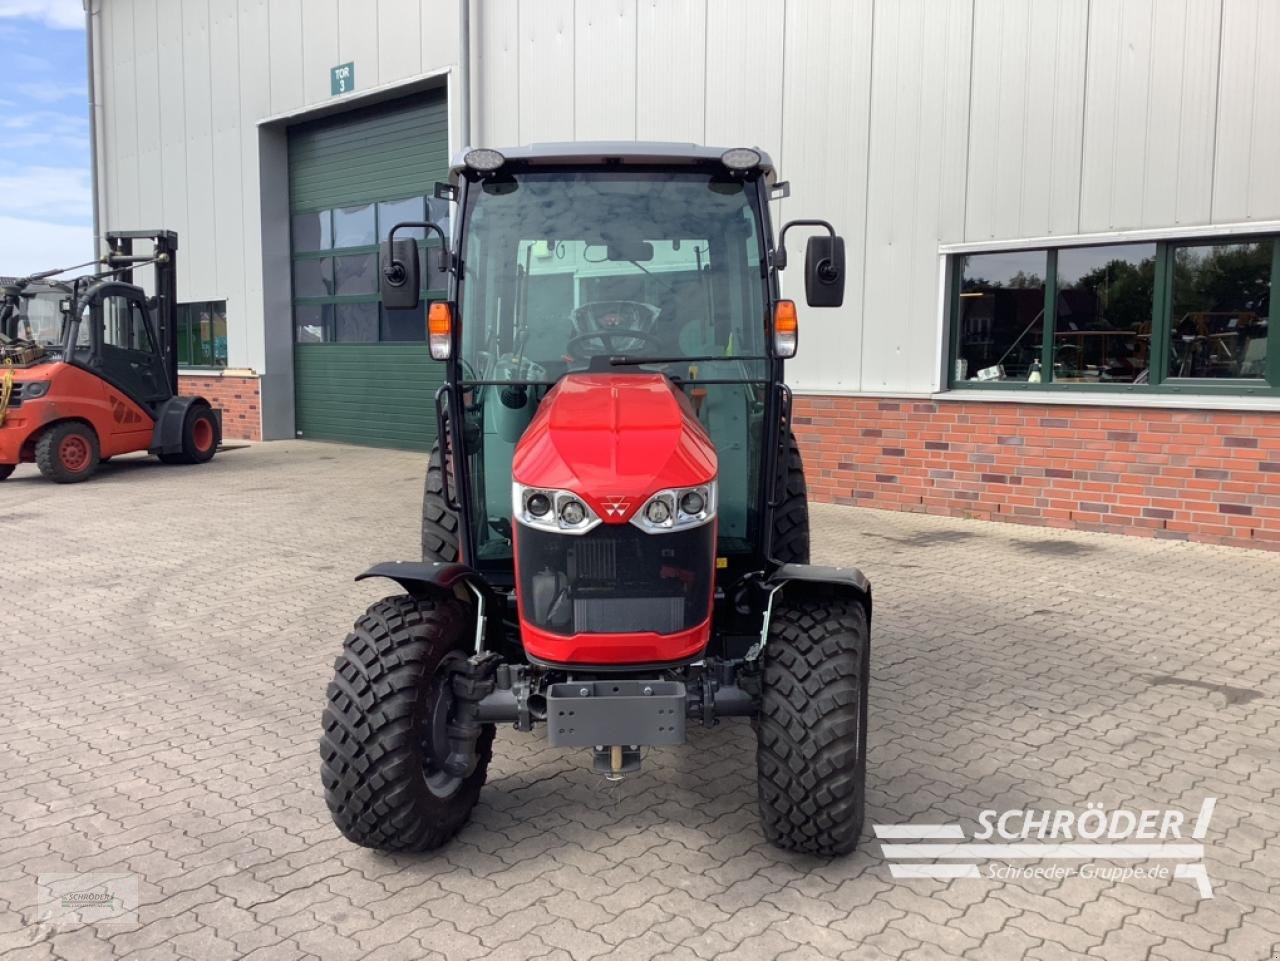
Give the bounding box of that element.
[289,88,449,450]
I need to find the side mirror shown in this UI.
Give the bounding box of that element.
[804,235,845,308]
[380,238,421,310]
[776,219,846,308]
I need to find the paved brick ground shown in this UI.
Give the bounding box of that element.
[1,441,1278,961]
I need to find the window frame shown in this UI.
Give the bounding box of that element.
[176,300,229,369]
[290,194,450,345]
[948,234,1279,397]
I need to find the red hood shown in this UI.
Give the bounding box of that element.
[511,373,717,523]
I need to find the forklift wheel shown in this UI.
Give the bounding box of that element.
[757,594,868,856]
[320,594,493,852]
[0,465,12,481]
[35,422,100,484]
[159,404,219,465]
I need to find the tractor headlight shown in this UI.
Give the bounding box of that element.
[22,381,49,399]
[632,482,716,533]
[559,498,586,526]
[512,483,601,535]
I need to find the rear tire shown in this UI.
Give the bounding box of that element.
[771,431,810,564]
[35,422,100,483]
[159,404,219,465]
[422,441,462,562]
[757,594,868,856]
[0,464,13,481]
[320,594,493,852]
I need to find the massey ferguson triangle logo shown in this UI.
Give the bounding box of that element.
[601,496,631,518]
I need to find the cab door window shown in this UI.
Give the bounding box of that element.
[103,296,153,352]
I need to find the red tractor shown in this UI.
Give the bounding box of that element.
[0,231,220,482]
[321,144,871,855]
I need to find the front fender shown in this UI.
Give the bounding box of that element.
[149,395,218,454]
[767,562,872,622]
[355,561,492,601]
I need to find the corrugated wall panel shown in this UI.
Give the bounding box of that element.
[155,0,189,278]
[966,0,1088,240]
[517,0,575,142]
[132,0,164,228]
[337,0,381,89]
[860,0,973,393]
[236,0,271,371]
[301,0,341,107]
[703,0,784,152]
[1144,0,1220,227]
[106,0,139,227]
[1213,0,1280,222]
[379,0,424,84]
[636,0,706,142]
[180,0,218,301]
[779,0,873,393]
[476,0,520,145]
[210,2,245,316]
[1080,0,1221,232]
[294,345,444,450]
[267,0,305,116]
[574,0,637,140]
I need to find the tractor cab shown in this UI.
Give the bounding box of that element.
[322,144,871,859]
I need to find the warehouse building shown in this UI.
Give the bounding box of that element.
[89,0,1280,548]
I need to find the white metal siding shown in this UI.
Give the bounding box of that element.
[95,0,1280,400]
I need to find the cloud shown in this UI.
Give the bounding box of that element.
[16,79,86,103]
[0,164,91,223]
[0,216,93,275]
[0,0,83,30]
[0,108,87,152]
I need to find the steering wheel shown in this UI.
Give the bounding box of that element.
[566,328,665,357]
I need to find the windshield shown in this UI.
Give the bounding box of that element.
[459,168,768,383]
[14,291,67,346]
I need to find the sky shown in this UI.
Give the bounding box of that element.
[0,0,94,277]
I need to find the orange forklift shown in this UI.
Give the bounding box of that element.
[0,230,220,483]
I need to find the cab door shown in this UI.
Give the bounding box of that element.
[89,286,171,411]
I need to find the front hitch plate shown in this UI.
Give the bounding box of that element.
[545,680,686,747]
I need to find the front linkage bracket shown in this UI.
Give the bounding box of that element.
[442,652,502,778]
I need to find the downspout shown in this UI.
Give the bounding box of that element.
[458,0,471,149]
[84,0,102,257]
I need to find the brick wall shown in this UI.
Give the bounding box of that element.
[793,396,1280,551]
[178,373,261,441]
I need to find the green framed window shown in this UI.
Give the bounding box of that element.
[177,301,228,368]
[949,234,1278,395]
[290,195,451,344]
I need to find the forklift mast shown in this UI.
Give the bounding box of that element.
[105,230,179,395]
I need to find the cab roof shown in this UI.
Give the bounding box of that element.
[448,142,776,186]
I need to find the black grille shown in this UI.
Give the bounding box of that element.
[517,521,714,636]
[2,383,22,407]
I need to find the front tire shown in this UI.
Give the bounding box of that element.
[35,421,100,483]
[421,440,462,562]
[320,595,493,851]
[757,594,868,856]
[0,465,13,481]
[771,431,810,564]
